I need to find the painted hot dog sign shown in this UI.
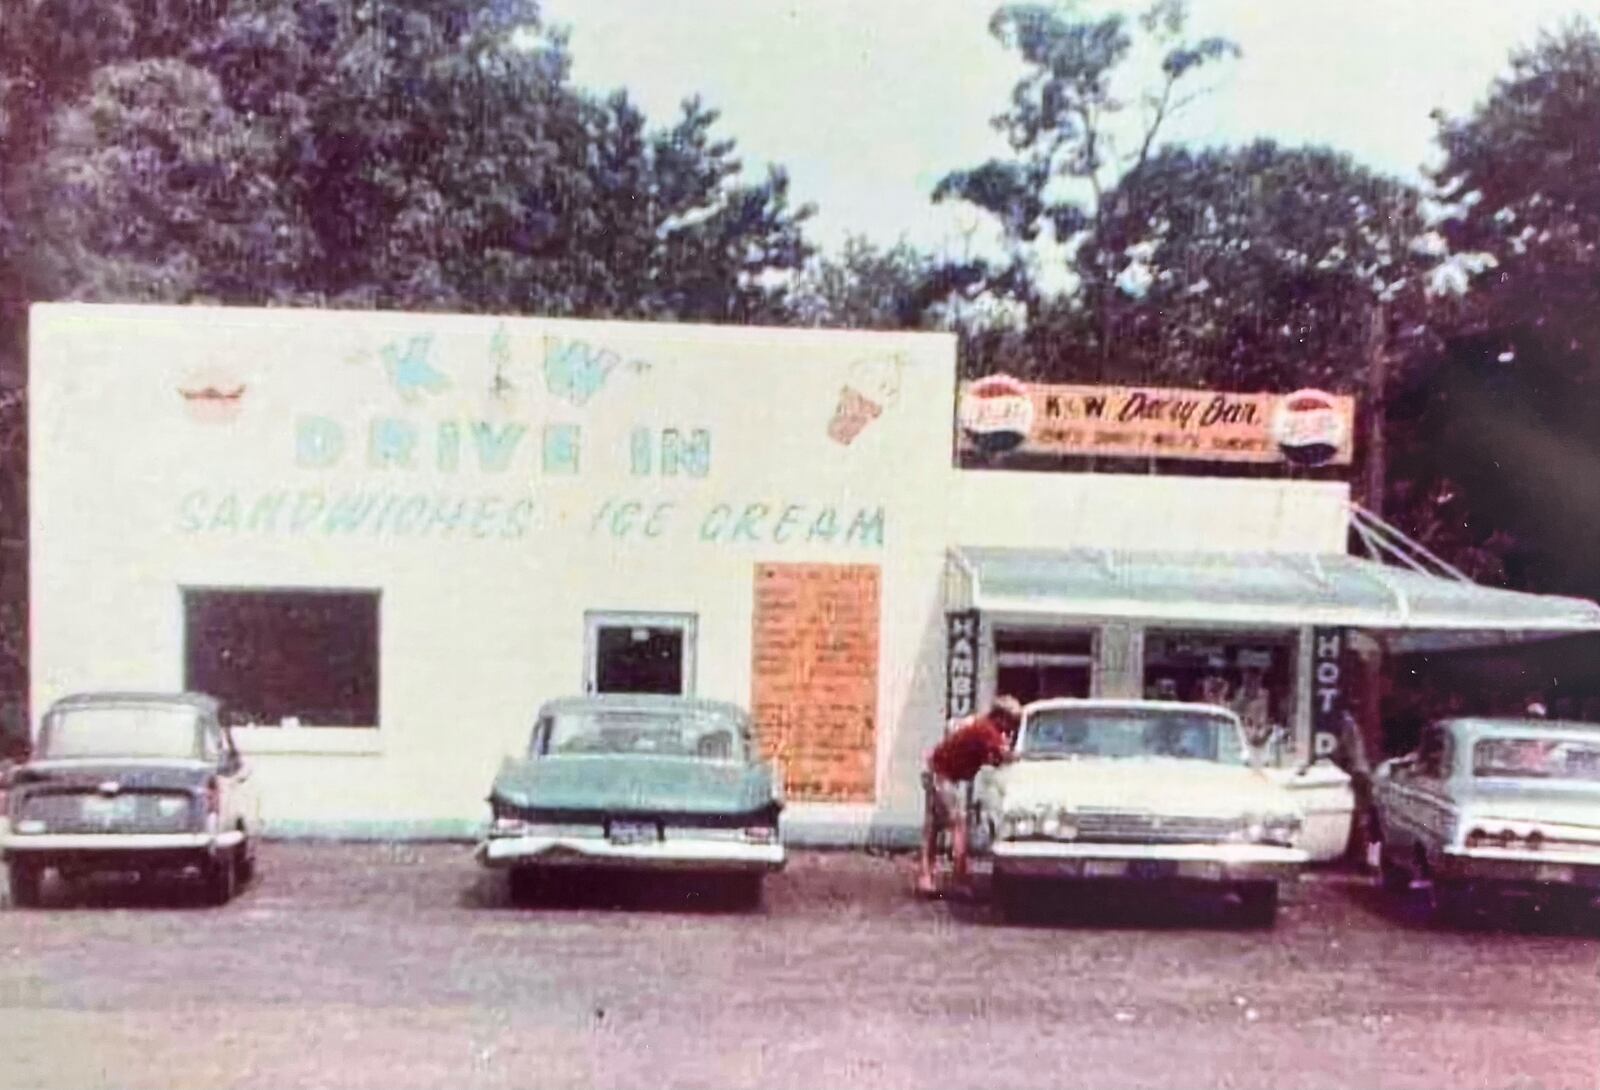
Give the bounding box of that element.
[957,376,1354,466]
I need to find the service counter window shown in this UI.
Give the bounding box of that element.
[1142,630,1297,765]
[183,588,380,728]
[995,627,1094,705]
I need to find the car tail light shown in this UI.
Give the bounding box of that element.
[743,826,776,844]
[204,777,221,822]
[490,816,528,836]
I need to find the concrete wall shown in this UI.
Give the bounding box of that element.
[30,302,1352,841]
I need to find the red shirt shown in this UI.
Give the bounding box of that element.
[929,714,1011,782]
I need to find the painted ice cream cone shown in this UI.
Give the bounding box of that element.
[828,385,883,444]
[827,354,903,445]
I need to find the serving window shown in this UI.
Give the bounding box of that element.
[1142,630,1297,763]
[183,588,380,728]
[994,627,1094,705]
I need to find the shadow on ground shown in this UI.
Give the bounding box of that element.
[1340,871,1600,937]
[462,867,771,916]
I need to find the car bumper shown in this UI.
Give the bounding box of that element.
[991,841,1307,882]
[1435,848,1600,892]
[476,835,786,873]
[2,831,244,870]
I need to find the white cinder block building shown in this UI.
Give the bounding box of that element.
[29,303,1600,847]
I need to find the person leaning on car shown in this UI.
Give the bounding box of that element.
[916,695,1023,896]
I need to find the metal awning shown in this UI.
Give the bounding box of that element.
[947,545,1600,653]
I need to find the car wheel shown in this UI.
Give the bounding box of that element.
[1236,882,1280,929]
[1377,840,1412,895]
[724,873,765,910]
[507,867,541,906]
[8,861,42,908]
[1428,879,1474,927]
[202,852,238,906]
[992,871,1028,922]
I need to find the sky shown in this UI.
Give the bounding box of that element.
[538,0,1593,257]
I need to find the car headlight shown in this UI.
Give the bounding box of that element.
[1232,812,1301,846]
[1003,806,1077,840]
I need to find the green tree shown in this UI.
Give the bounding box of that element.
[1394,18,1600,598]
[933,0,1238,367]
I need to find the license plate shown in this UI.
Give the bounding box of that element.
[1084,860,1127,878]
[608,821,657,845]
[1535,864,1575,884]
[80,795,137,823]
[1128,859,1178,880]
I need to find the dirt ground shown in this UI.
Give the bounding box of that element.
[1,844,1597,1090]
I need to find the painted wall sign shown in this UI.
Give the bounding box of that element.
[945,610,979,720]
[1311,627,1352,760]
[750,563,880,802]
[955,381,1355,466]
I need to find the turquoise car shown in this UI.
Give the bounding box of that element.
[476,695,785,906]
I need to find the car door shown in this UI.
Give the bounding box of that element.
[205,716,254,839]
[1383,723,1454,857]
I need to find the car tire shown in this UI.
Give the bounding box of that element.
[8,861,42,908]
[202,851,238,907]
[724,874,765,910]
[1428,879,1474,927]
[992,871,1028,922]
[1377,841,1412,895]
[507,867,541,906]
[1236,882,1280,928]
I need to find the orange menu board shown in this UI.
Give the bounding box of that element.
[751,563,881,802]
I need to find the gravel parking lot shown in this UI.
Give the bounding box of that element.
[2,844,1597,1090]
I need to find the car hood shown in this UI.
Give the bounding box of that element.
[490,755,779,817]
[1455,780,1600,828]
[992,757,1296,816]
[10,759,215,793]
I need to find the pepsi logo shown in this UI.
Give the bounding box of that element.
[1271,389,1346,466]
[958,374,1035,454]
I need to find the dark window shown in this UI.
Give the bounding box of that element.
[183,589,380,727]
[594,625,685,694]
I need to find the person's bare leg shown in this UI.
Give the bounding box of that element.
[950,814,970,887]
[916,789,940,894]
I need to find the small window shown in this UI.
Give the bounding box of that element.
[584,611,696,695]
[184,588,380,728]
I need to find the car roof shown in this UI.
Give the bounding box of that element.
[536,693,750,721]
[1442,716,1600,742]
[46,691,219,715]
[1022,697,1241,722]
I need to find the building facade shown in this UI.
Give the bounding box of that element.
[30,303,1597,846]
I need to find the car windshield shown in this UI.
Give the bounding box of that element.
[538,708,749,761]
[1019,707,1245,764]
[1473,736,1600,782]
[42,705,202,759]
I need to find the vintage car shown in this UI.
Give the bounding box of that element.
[1371,716,1600,921]
[1,692,259,907]
[476,694,785,905]
[971,699,1309,926]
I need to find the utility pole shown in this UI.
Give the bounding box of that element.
[1362,304,1388,518]
[1356,301,1391,821]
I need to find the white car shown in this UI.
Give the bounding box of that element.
[1371,716,1600,923]
[972,699,1309,927]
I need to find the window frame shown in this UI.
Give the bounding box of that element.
[582,610,698,696]
[180,585,383,730]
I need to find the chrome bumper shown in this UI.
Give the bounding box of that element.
[992,840,1307,882]
[1436,848,1600,888]
[2,830,244,855]
[476,835,785,872]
